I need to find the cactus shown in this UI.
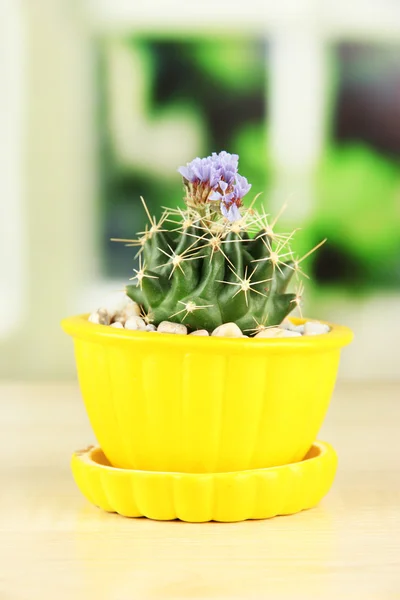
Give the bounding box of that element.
[119,152,323,334]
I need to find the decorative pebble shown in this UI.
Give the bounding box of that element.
[88,308,110,326]
[281,329,302,338]
[112,316,126,324]
[124,316,147,331]
[118,302,141,324]
[254,327,283,338]
[88,294,332,338]
[281,318,304,334]
[99,291,135,319]
[304,321,330,336]
[88,291,141,327]
[157,321,188,335]
[190,329,209,336]
[211,323,243,338]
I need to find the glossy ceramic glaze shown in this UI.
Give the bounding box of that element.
[62,315,352,472]
[71,441,337,522]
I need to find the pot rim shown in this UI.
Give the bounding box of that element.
[61,314,353,353]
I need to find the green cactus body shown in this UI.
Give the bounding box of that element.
[126,220,298,332]
[121,151,319,334]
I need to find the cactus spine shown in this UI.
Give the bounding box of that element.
[120,152,320,334]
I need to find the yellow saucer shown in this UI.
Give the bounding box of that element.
[71,441,337,523]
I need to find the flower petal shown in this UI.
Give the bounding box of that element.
[209,191,222,201]
[227,203,242,222]
[178,166,192,180]
[220,201,229,218]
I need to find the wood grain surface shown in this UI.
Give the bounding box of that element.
[0,381,399,599]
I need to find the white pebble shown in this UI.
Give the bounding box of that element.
[304,321,330,336]
[280,318,304,334]
[255,327,301,338]
[110,321,124,329]
[119,302,141,323]
[254,327,283,338]
[111,301,141,326]
[211,323,243,338]
[157,321,188,335]
[88,308,110,326]
[124,316,147,331]
[280,329,302,338]
[145,324,157,332]
[112,315,126,325]
[98,291,136,319]
[189,329,209,336]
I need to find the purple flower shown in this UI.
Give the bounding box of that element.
[221,201,242,222]
[177,151,251,216]
[209,180,234,202]
[234,174,251,199]
[178,151,240,186]
[178,157,221,188]
[211,151,238,185]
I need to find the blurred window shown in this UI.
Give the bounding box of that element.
[97,37,268,277]
[312,43,400,290]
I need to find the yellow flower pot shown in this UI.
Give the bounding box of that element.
[62,315,352,473]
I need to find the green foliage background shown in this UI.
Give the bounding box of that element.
[99,38,400,295]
